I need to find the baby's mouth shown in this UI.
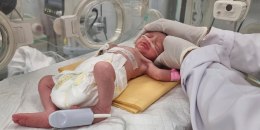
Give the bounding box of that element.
[142,35,159,56]
[140,41,150,50]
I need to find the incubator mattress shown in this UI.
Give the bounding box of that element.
[0,49,191,130]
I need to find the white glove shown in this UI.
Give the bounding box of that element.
[144,18,208,45]
[154,36,198,69]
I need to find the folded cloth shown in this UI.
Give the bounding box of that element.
[8,46,56,76]
[58,62,179,113]
[113,75,179,113]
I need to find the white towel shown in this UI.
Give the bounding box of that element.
[8,46,55,76]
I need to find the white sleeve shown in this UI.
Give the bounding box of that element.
[200,27,260,79]
[181,45,260,130]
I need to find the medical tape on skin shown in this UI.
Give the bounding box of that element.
[107,47,139,70]
[142,35,159,57]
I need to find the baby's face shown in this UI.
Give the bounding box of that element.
[135,32,166,61]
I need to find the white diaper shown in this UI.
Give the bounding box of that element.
[51,53,128,109]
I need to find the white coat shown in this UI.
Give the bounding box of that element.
[181,27,260,130]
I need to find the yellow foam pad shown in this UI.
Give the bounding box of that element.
[113,75,178,113]
[58,62,179,113]
[58,60,83,73]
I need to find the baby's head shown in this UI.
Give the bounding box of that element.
[135,31,166,61]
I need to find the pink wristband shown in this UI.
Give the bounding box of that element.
[171,69,181,81]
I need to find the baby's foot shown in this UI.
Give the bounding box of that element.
[12,111,53,128]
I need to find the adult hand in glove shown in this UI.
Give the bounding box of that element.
[144,18,208,45]
[154,36,198,69]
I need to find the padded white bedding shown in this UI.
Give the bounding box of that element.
[0,46,191,130]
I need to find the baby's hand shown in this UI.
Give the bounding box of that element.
[137,50,153,64]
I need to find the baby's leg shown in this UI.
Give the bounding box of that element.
[38,75,57,112]
[92,61,116,123]
[12,75,57,128]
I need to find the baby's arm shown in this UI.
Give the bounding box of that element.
[145,62,180,82]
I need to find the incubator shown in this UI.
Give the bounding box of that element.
[0,2,34,79]
[50,0,155,48]
[0,0,259,79]
[183,0,260,33]
[0,0,190,80]
[0,1,194,130]
[0,0,161,80]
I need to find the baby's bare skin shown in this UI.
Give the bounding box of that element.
[113,46,150,80]
[12,34,173,128]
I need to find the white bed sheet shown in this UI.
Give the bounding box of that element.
[0,42,191,130]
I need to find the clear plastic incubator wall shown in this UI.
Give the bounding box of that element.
[0,1,193,130]
[0,0,167,80]
[1,0,260,81]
